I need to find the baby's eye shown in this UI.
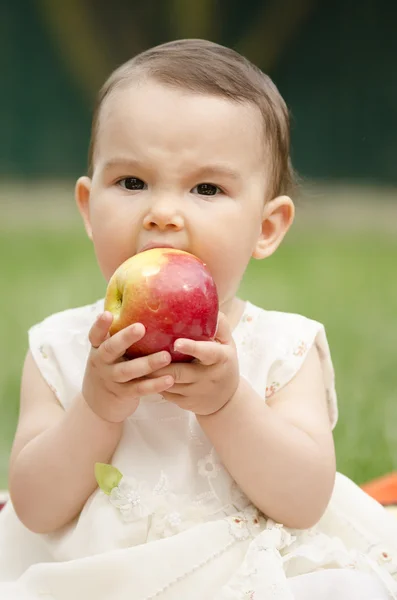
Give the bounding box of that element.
[191,183,222,196]
[118,177,147,191]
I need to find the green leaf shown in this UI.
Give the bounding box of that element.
[95,463,123,495]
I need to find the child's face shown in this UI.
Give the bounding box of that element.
[76,80,293,310]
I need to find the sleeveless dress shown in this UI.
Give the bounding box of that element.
[0,299,396,600]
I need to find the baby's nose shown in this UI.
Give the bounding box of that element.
[143,199,184,231]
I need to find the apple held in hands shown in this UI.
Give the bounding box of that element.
[104,249,219,361]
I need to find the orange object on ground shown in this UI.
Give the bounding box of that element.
[361,472,397,506]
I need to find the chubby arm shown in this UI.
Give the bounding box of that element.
[154,313,335,529]
[9,351,123,534]
[197,345,336,529]
[9,313,174,534]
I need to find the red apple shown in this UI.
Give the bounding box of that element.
[104,248,219,361]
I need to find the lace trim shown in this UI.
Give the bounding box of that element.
[215,518,295,599]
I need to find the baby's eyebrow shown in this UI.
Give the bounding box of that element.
[191,164,242,181]
[102,157,143,171]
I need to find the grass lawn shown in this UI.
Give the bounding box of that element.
[1,204,397,489]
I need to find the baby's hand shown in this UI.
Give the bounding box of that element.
[152,313,240,416]
[82,312,173,423]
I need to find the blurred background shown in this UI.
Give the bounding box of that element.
[1,0,397,490]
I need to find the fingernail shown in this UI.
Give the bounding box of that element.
[174,340,183,351]
[164,377,173,386]
[160,352,170,363]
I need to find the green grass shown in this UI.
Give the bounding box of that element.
[1,220,397,489]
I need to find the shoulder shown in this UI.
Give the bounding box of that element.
[29,298,104,338]
[236,301,337,428]
[27,299,104,408]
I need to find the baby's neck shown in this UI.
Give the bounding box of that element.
[220,296,246,331]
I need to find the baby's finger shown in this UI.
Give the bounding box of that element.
[112,351,172,383]
[153,362,199,384]
[99,323,146,364]
[127,374,174,397]
[173,339,225,366]
[88,312,113,349]
[161,383,193,397]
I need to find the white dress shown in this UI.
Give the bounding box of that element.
[0,299,396,600]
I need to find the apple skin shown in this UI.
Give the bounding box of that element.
[104,248,219,362]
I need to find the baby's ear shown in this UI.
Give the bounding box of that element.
[252,195,294,260]
[75,176,93,240]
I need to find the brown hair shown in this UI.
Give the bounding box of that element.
[88,39,297,199]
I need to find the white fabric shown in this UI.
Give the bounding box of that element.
[0,299,395,599]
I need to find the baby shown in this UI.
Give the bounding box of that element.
[0,39,396,600]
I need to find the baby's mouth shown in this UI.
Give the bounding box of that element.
[139,242,176,253]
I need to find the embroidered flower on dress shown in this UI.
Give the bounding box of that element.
[228,516,252,541]
[227,506,263,541]
[241,314,253,323]
[198,450,221,479]
[293,340,307,357]
[152,494,209,538]
[265,382,280,398]
[380,550,391,562]
[109,478,153,522]
[367,545,397,576]
[152,470,171,496]
[95,463,153,522]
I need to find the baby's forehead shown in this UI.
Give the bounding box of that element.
[97,80,265,162]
